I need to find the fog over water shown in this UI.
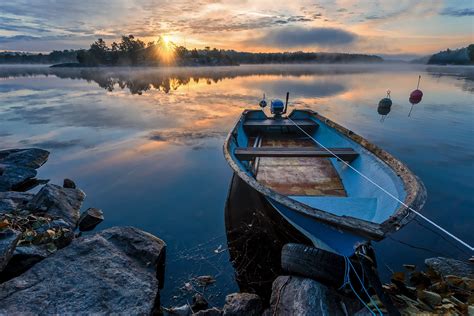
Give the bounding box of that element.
[0,64,473,306]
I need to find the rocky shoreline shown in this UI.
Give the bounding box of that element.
[1,148,472,315]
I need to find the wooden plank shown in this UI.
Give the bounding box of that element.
[255,137,347,197]
[235,147,358,162]
[243,119,318,127]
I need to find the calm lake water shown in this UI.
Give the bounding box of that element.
[0,64,473,306]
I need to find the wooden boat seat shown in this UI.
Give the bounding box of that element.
[243,119,319,134]
[235,147,358,162]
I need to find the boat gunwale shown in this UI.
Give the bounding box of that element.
[223,109,427,241]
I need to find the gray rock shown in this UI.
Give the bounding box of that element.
[0,226,166,314]
[0,192,34,213]
[28,184,85,228]
[425,257,473,278]
[0,229,21,272]
[78,207,104,231]
[194,307,223,315]
[63,178,76,189]
[0,165,37,192]
[0,148,49,169]
[418,290,442,308]
[0,199,16,213]
[223,293,262,316]
[0,148,49,191]
[269,276,362,316]
[0,244,50,282]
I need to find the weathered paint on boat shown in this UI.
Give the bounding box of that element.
[223,109,427,256]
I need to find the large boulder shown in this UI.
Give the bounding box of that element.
[269,276,362,316]
[0,226,166,314]
[0,229,21,272]
[28,184,85,228]
[425,257,473,279]
[223,293,262,316]
[0,244,50,282]
[0,148,49,191]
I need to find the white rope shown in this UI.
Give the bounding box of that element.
[286,116,474,252]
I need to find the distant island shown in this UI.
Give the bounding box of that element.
[0,34,383,67]
[427,44,474,65]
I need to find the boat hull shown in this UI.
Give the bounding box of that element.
[265,197,368,256]
[223,109,427,256]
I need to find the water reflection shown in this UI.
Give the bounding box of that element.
[426,66,474,93]
[0,64,399,95]
[377,103,391,122]
[225,174,310,301]
[0,64,473,306]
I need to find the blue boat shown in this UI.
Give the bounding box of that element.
[223,97,427,257]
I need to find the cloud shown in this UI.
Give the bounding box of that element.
[441,8,474,17]
[245,27,357,49]
[0,35,40,43]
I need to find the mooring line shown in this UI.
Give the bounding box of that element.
[340,256,382,316]
[286,116,473,252]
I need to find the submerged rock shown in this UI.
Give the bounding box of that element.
[194,307,223,315]
[27,184,85,228]
[192,293,209,312]
[78,207,104,231]
[223,293,262,316]
[269,276,362,316]
[165,304,191,315]
[195,275,216,287]
[0,148,49,192]
[0,229,21,272]
[425,257,473,279]
[0,226,166,314]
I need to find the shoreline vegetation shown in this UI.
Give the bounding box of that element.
[0,36,472,67]
[0,34,383,67]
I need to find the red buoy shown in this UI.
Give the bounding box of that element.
[409,89,423,104]
[408,76,423,117]
[409,76,423,105]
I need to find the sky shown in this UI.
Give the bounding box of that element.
[0,0,473,56]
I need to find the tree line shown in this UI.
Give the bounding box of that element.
[74,35,236,66]
[0,50,77,64]
[428,44,474,65]
[1,35,384,66]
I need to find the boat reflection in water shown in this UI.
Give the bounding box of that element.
[224,174,310,301]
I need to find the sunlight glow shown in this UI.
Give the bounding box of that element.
[155,35,176,65]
